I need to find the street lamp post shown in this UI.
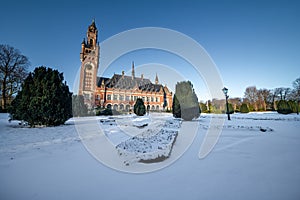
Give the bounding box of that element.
[222,87,231,120]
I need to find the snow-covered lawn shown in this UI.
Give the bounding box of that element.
[1,112,300,200]
[97,115,181,165]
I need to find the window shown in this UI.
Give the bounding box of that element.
[134,96,138,101]
[119,95,124,101]
[142,97,145,102]
[84,71,92,90]
[96,95,100,100]
[151,97,154,102]
[84,93,90,100]
[156,97,159,102]
[113,94,118,100]
[126,96,130,101]
[146,97,150,102]
[107,94,111,100]
[113,104,118,110]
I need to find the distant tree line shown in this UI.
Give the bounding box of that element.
[200,77,300,115]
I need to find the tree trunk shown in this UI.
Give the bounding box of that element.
[1,76,7,110]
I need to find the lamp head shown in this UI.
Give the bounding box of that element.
[222,87,228,95]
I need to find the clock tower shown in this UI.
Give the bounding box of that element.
[79,20,100,107]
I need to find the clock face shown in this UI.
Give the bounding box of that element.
[85,64,92,70]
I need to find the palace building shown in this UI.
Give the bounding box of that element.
[78,21,173,111]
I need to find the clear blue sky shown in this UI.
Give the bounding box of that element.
[1,0,299,100]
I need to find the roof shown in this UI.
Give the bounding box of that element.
[97,74,170,93]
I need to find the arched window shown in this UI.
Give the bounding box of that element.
[113,104,118,111]
[90,39,93,46]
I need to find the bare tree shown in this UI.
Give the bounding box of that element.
[292,77,300,114]
[282,87,291,100]
[244,86,258,111]
[257,89,270,111]
[228,97,242,111]
[0,44,29,110]
[293,78,300,98]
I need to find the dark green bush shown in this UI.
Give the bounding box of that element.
[172,81,200,120]
[96,108,113,116]
[277,100,292,114]
[240,103,250,113]
[9,66,72,127]
[225,103,234,114]
[134,98,146,116]
[288,100,298,113]
[0,107,7,113]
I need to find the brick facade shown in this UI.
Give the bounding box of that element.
[79,21,173,111]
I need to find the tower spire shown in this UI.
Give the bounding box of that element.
[155,73,159,84]
[132,61,135,79]
[91,18,96,29]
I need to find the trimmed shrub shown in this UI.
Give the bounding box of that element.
[172,94,181,118]
[240,103,250,113]
[225,103,234,114]
[96,108,113,116]
[199,103,208,113]
[134,98,146,116]
[288,100,298,113]
[172,81,200,120]
[277,100,292,114]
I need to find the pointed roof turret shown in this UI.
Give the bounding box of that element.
[91,18,97,29]
[132,61,135,79]
[155,73,159,84]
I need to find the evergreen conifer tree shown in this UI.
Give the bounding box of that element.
[134,98,146,116]
[10,66,72,127]
[172,94,181,118]
[172,81,200,120]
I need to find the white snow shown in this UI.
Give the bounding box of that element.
[116,118,181,165]
[1,112,300,200]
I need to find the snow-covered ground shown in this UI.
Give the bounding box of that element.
[1,112,300,200]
